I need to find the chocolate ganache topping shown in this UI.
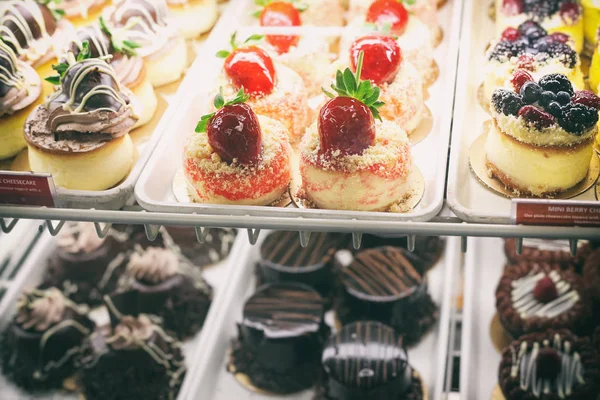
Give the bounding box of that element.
[0,0,57,64]
[127,247,180,284]
[15,288,70,331]
[0,40,41,116]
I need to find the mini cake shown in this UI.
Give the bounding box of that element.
[228,283,328,394]
[496,330,600,400]
[495,261,593,338]
[483,21,584,105]
[504,238,591,270]
[164,226,236,267]
[106,245,213,339]
[495,0,585,53]
[25,57,138,191]
[0,40,43,160]
[335,246,439,347]
[257,231,348,301]
[487,72,598,197]
[300,54,414,212]
[316,321,424,400]
[165,0,218,39]
[216,34,309,143]
[64,21,158,128]
[183,90,293,205]
[344,0,437,86]
[0,288,95,390]
[80,314,186,400]
[106,0,187,87]
[53,0,108,27]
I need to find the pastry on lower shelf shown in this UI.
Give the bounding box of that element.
[483,21,584,106]
[300,54,414,212]
[164,226,236,267]
[216,34,309,143]
[227,283,329,394]
[495,330,600,400]
[166,0,218,39]
[256,231,349,301]
[582,248,600,317]
[504,238,591,270]
[52,0,108,27]
[495,261,593,338]
[24,57,139,191]
[106,245,213,339]
[315,321,425,400]
[183,89,293,205]
[0,41,43,160]
[335,246,439,347]
[0,288,95,391]
[80,314,186,400]
[487,72,598,197]
[495,0,584,53]
[105,0,187,87]
[64,22,158,128]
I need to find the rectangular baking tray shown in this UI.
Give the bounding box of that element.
[459,237,506,399]
[181,235,462,400]
[134,0,463,226]
[0,227,247,400]
[446,0,599,224]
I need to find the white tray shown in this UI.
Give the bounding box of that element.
[134,0,462,226]
[446,0,599,224]
[183,235,462,400]
[0,228,247,400]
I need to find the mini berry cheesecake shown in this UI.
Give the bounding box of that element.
[105,0,187,87]
[344,0,437,86]
[483,21,584,106]
[495,261,593,338]
[495,330,600,400]
[496,0,585,53]
[0,41,43,160]
[183,90,293,206]
[165,0,218,39]
[486,72,599,197]
[25,57,139,190]
[300,53,414,212]
[51,0,108,27]
[334,34,425,134]
[215,34,309,143]
[254,0,344,28]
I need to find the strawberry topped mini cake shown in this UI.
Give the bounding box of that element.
[254,0,344,28]
[300,52,414,212]
[165,0,218,39]
[216,34,309,143]
[487,72,598,197]
[183,90,293,206]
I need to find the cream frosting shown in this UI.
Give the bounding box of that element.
[106,314,155,350]
[127,246,180,284]
[0,40,41,117]
[15,288,67,331]
[57,221,106,253]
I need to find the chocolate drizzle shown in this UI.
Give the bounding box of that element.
[321,321,413,400]
[0,39,40,116]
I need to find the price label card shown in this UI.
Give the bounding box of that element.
[0,172,57,207]
[511,199,600,227]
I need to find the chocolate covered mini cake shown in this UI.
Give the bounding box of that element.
[228,283,329,394]
[497,330,600,400]
[163,226,236,268]
[496,261,593,338]
[504,238,591,271]
[80,314,186,400]
[0,288,95,391]
[335,246,439,347]
[316,321,424,400]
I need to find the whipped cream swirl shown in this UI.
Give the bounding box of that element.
[57,222,106,253]
[0,40,41,116]
[106,314,155,350]
[127,246,180,284]
[15,288,67,331]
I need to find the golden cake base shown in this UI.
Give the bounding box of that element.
[410,106,434,145]
[469,129,600,199]
[490,384,506,400]
[489,314,513,354]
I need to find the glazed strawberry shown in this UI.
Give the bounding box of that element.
[350,35,402,85]
[533,276,559,303]
[258,1,302,54]
[571,90,600,110]
[320,51,384,156]
[501,27,520,42]
[195,89,262,165]
[510,69,533,93]
[366,0,409,36]
[502,0,523,16]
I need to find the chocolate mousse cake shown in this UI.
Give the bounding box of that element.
[162,226,236,268]
[24,55,139,191]
[335,246,439,347]
[227,283,329,394]
[497,330,600,400]
[504,238,591,270]
[80,314,186,400]
[316,321,424,400]
[0,288,95,391]
[495,261,593,338]
[487,72,598,197]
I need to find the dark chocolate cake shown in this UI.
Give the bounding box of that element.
[504,238,591,271]
[316,321,423,400]
[228,283,329,394]
[164,226,236,268]
[80,314,186,400]
[335,246,439,347]
[0,288,95,391]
